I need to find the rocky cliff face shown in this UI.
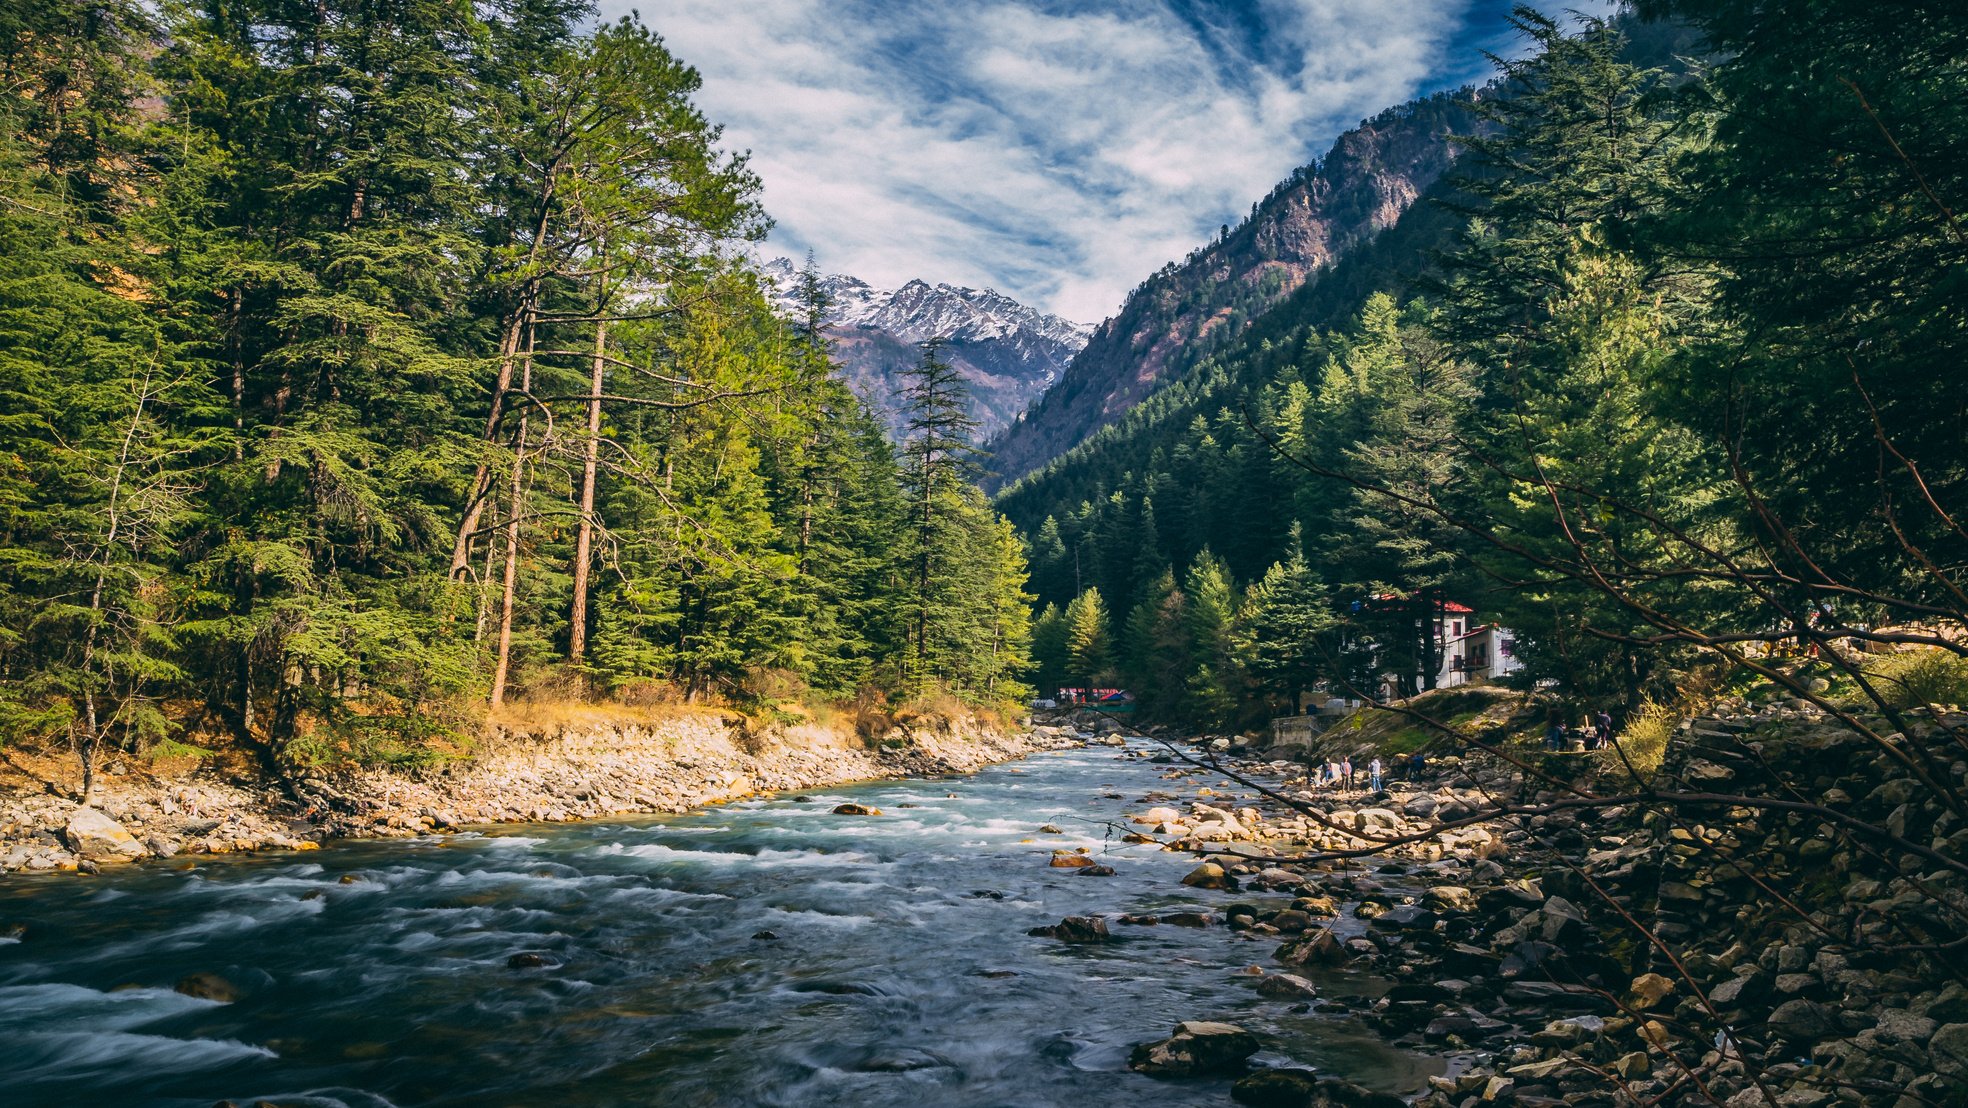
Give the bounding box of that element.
[761,258,1090,440]
[985,92,1475,485]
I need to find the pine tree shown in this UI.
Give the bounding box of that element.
[1064,588,1111,695]
[1236,534,1334,715]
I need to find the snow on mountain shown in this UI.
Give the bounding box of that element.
[758,258,1092,440]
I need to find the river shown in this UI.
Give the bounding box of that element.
[0,739,1439,1107]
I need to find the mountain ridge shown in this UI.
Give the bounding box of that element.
[984,91,1478,486]
[761,258,1090,439]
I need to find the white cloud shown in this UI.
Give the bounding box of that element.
[614,0,1612,323]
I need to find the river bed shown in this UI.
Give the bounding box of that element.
[0,740,1439,1107]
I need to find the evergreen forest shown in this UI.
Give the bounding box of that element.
[1007,3,1968,735]
[0,0,1034,784]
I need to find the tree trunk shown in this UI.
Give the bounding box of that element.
[451,304,533,578]
[474,483,500,644]
[490,327,536,708]
[77,690,99,807]
[568,319,608,663]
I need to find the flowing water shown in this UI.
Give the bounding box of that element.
[0,740,1439,1107]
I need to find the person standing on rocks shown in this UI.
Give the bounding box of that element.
[1340,756,1353,795]
[1596,709,1614,748]
[1369,756,1383,793]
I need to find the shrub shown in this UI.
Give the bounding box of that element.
[1861,648,1968,709]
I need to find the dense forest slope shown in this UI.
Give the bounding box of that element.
[984,93,1476,486]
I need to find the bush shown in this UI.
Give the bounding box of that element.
[1598,698,1676,787]
[1861,648,1968,709]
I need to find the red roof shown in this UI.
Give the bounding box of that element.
[1368,593,1473,614]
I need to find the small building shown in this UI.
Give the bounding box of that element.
[1437,622,1523,688]
[1353,595,1523,697]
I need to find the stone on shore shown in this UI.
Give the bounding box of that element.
[63,808,146,862]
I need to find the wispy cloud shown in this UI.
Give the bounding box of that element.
[616,0,1613,322]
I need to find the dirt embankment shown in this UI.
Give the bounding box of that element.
[0,707,1067,876]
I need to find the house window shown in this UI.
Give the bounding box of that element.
[1452,620,1464,635]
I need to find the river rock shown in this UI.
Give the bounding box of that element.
[1276,929,1344,966]
[1252,867,1304,890]
[174,972,239,1002]
[1028,916,1111,943]
[1181,862,1237,890]
[831,803,879,816]
[1256,972,1319,999]
[1626,972,1676,1010]
[1929,1022,1968,1078]
[1162,910,1217,928]
[1368,904,1436,931]
[1050,852,1095,868]
[1128,1020,1261,1077]
[1768,998,1837,1043]
[1402,794,1440,819]
[1268,909,1314,934]
[63,808,146,861]
[1423,885,1475,913]
[1078,864,1117,877]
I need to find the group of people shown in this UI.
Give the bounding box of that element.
[1311,750,1426,795]
[1544,708,1617,752]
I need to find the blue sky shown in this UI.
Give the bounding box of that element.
[617,0,1616,322]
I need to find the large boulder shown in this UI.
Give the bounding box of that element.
[63,808,146,862]
[1128,1020,1261,1077]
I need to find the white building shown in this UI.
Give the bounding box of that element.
[1437,620,1524,688]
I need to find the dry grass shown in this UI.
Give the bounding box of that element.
[1597,698,1677,787]
[487,697,730,736]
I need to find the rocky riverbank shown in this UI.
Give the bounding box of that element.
[1035,704,1968,1107]
[0,708,1071,876]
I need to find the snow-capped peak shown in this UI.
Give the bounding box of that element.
[760,258,1092,350]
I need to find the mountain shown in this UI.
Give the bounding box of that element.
[761,259,1091,440]
[984,92,1477,486]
